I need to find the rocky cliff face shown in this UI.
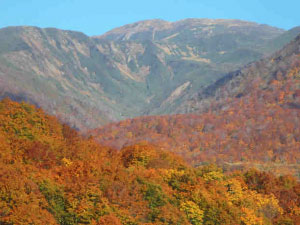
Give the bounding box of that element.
[0,19,297,130]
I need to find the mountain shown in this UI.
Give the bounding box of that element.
[265,26,300,51]
[0,26,143,130]
[171,32,300,114]
[91,34,300,178]
[0,19,296,130]
[1,98,299,224]
[151,25,300,115]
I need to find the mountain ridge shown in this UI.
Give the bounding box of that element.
[0,19,298,130]
[91,33,300,177]
[95,18,284,41]
[170,33,300,114]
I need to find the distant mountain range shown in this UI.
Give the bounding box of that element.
[0,19,299,130]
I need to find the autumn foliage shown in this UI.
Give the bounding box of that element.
[0,98,299,224]
[91,63,300,177]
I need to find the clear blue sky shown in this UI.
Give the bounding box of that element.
[0,0,299,36]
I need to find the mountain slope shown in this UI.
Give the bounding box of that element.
[172,33,300,114]
[91,34,300,177]
[0,26,150,130]
[1,99,299,224]
[147,25,300,115]
[0,19,293,130]
[265,26,300,51]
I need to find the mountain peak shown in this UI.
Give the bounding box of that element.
[96,18,284,41]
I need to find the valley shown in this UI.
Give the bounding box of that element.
[0,18,300,225]
[0,19,298,130]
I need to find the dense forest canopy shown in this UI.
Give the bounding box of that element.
[0,98,299,224]
[92,48,300,178]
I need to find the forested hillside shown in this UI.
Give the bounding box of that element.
[0,99,300,224]
[92,35,300,178]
